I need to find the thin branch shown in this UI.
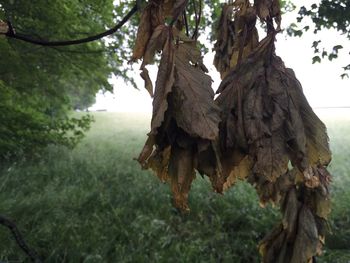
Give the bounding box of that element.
[192,0,202,39]
[192,0,198,21]
[0,215,42,262]
[191,0,198,39]
[183,11,189,37]
[2,5,137,46]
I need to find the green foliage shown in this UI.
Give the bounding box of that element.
[0,112,349,262]
[0,0,117,104]
[287,0,350,76]
[0,81,92,160]
[0,0,131,160]
[298,1,350,37]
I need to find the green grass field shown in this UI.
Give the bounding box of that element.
[0,110,349,262]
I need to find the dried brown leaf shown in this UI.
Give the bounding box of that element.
[132,7,152,61]
[131,2,164,61]
[140,67,154,97]
[169,30,221,141]
[282,188,300,240]
[172,0,189,23]
[259,224,286,263]
[223,155,253,190]
[147,146,171,182]
[168,144,196,211]
[137,135,155,167]
[254,0,281,30]
[171,62,220,140]
[138,26,222,212]
[253,134,289,182]
[214,2,259,77]
[285,68,332,166]
[142,25,168,67]
[150,29,175,135]
[291,206,319,263]
[163,0,176,17]
[314,189,331,220]
[213,4,235,76]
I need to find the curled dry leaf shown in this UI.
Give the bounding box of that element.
[137,24,221,211]
[281,188,300,240]
[290,206,319,263]
[254,0,282,30]
[213,4,235,77]
[150,29,175,134]
[172,0,189,23]
[134,1,333,260]
[147,146,171,182]
[137,135,155,167]
[230,1,259,68]
[163,0,176,17]
[168,144,196,211]
[215,29,332,262]
[214,1,259,78]
[171,31,220,140]
[140,67,154,97]
[131,1,165,61]
[259,186,324,263]
[142,25,168,67]
[216,32,331,189]
[222,155,253,190]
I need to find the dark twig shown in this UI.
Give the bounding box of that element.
[191,0,199,39]
[198,0,202,32]
[193,0,202,39]
[0,215,42,262]
[192,0,198,22]
[183,11,189,37]
[2,5,138,46]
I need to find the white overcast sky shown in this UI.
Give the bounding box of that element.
[90,0,350,112]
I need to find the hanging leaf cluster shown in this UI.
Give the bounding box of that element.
[133,0,221,211]
[132,0,332,262]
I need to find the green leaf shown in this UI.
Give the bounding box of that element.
[329,53,338,61]
[311,4,318,10]
[312,56,321,64]
[333,45,343,53]
[341,73,349,79]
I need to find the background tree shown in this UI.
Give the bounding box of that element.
[0,0,137,161]
[287,0,350,77]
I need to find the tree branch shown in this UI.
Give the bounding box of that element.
[192,0,201,39]
[1,5,137,46]
[183,11,189,37]
[191,0,198,39]
[0,215,42,262]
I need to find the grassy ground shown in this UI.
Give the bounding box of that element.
[0,110,349,262]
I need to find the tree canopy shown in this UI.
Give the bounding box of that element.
[0,0,132,160]
[287,0,350,77]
